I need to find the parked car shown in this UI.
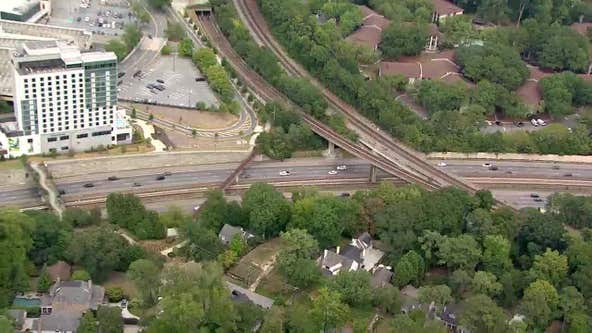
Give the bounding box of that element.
[118,72,125,78]
[340,193,351,197]
[195,77,206,82]
[58,189,66,195]
[530,119,538,127]
[536,119,547,126]
[534,198,544,202]
[156,79,164,84]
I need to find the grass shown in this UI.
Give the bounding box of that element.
[255,267,296,304]
[227,238,282,287]
[348,306,377,333]
[103,271,138,299]
[0,159,24,170]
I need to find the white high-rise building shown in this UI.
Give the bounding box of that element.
[0,41,131,157]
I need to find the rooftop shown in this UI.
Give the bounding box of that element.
[570,22,592,37]
[345,6,390,49]
[226,281,274,309]
[31,311,81,332]
[432,0,464,16]
[0,0,40,16]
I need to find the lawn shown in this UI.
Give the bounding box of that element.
[103,271,137,300]
[0,159,24,170]
[255,267,296,304]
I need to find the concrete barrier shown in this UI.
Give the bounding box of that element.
[428,152,592,164]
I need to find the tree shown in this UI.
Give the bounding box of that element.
[122,24,142,50]
[147,0,171,9]
[529,248,568,287]
[290,195,359,248]
[105,39,128,61]
[0,209,33,308]
[329,270,373,307]
[456,43,529,90]
[394,250,425,287]
[178,38,194,57]
[440,15,476,47]
[372,284,401,314]
[165,21,185,41]
[450,269,472,296]
[205,65,234,103]
[418,285,452,309]
[242,183,292,238]
[196,190,245,231]
[548,193,592,229]
[560,286,587,325]
[184,223,224,261]
[309,287,350,333]
[437,235,482,271]
[77,311,96,333]
[72,269,91,281]
[390,312,448,333]
[106,287,124,302]
[67,226,141,282]
[517,209,566,259]
[538,27,589,73]
[27,211,71,266]
[471,271,502,297]
[37,264,51,293]
[482,235,512,277]
[260,306,285,333]
[381,22,429,59]
[520,279,560,330]
[417,80,467,114]
[159,206,192,229]
[192,47,218,71]
[106,193,165,240]
[62,208,98,227]
[97,305,123,333]
[277,229,320,287]
[147,262,237,332]
[256,130,294,160]
[459,294,508,332]
[128,259,161,306]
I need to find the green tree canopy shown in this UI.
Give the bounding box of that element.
[242,183,292,238]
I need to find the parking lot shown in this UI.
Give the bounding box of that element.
[47,0,135,38]
[118,55,219,109]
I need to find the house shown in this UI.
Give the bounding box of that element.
[319,233,384,276]
[218,224,254,245]
[570,22,592,37]
[426,23,443,51]
[226,281,274,309]
[379,50,464,85]
[32,280,105,333]
[431,0,464,24]
[346,6,390,51]
[46,261,71,283]
[516,66,553,112]
[370,265,393,288]
[438,303,470,333]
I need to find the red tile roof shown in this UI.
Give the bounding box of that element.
[380,61,421,78]
[346,6,391,49]
[570,22,592,36]
[432,0,464,17]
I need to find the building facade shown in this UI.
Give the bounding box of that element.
[0,41,131,158]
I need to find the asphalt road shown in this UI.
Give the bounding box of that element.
[431,159,592,179]
[0,187,42,208]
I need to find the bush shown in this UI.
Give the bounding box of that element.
[72,269,91,281]
[62,208,99,227]
[161,44,172,55]
[106,287,125,302]
[105,39,129,61]
[178,38,194,57]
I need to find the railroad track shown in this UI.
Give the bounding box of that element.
[197,15,440,190]
[235,0,478,194]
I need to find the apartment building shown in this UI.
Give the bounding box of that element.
[0,40,131,157]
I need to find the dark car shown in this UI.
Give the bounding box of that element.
[552,165,560,170]
[83,183,95,188]
[340,193,351,197]
[195,77,206,82]
[488,165,499,171]
[534,198,544,202]
[146,83,155,89]
[107,176,119,181]
[118,72,125,78]
[76,17,82,22]
[163,171,172,176]
[564,173,573,177]
[156,175,166,181]
[156,79,165,84]
[154,84,165,91]
[58,189,66,195]
[132,182,142,187]
[530,193,540,198]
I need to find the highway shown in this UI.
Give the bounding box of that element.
[0,187,42,207]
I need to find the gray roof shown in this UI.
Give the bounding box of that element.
[32,311,80,332]
[371,267,393,288]
[340,245,362,262]
[320,250,356,276]
[7,309,26,327]
[218,224,253,244]
[226,281,274,309]
[358,232,372,246]
[48,280,105,310]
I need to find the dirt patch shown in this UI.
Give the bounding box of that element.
[129,103,238,130]
[161,128,249,150]
[103,271,138,299]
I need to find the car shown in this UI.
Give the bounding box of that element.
[506,170,513,174]
[530,119,538,127]
[149,89,157,94]
[156,175,166,181]
[336,165,347,171]
[76,17,82,22]
[488,165,499,171]
[148,34,153,39]
[564,173,573,177]
[156,79,164,84]
[514,121,524,127]
[494,120,502,126]
[84,16,90,22]
[163,171,172,176]
[195,77,206,82]
[146,83,155,89]
[536,119,547,126]
[118,72,125,78]
[58,189,66,195]
[120,299,127,309]
[241,172,251,179]
[117,80,123,86]
[83,183,94,188]
[133,70,142,78]
[482,163,492,168]
[279,170,291,176]
[530,193,540,198]
[328,170,338,175]
[437,162,447,167]
[132,182,142,187]
[107,176,119,181]
[193,205,201,211]
[154,84,166,91]
[340,193,351,197]
[534,198,544,202]
[552,165,560,170]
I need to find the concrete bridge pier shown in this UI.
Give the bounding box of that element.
[324,141,336,158]
[369,165,377,183]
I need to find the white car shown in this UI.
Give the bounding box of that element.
[84,16,90,22]
[279,170,291,176]
[437,162,447,167]
[530,119,538,127]
[336,165,347,171]
[328,170,338,175]
[482,163,492,168]
[536,119,547,126]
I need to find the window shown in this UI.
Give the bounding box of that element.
[61,146,68,151]
[27,138,33,143]
[76,133,88,139]
[47,137,57,142]
[59,135,69,141]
